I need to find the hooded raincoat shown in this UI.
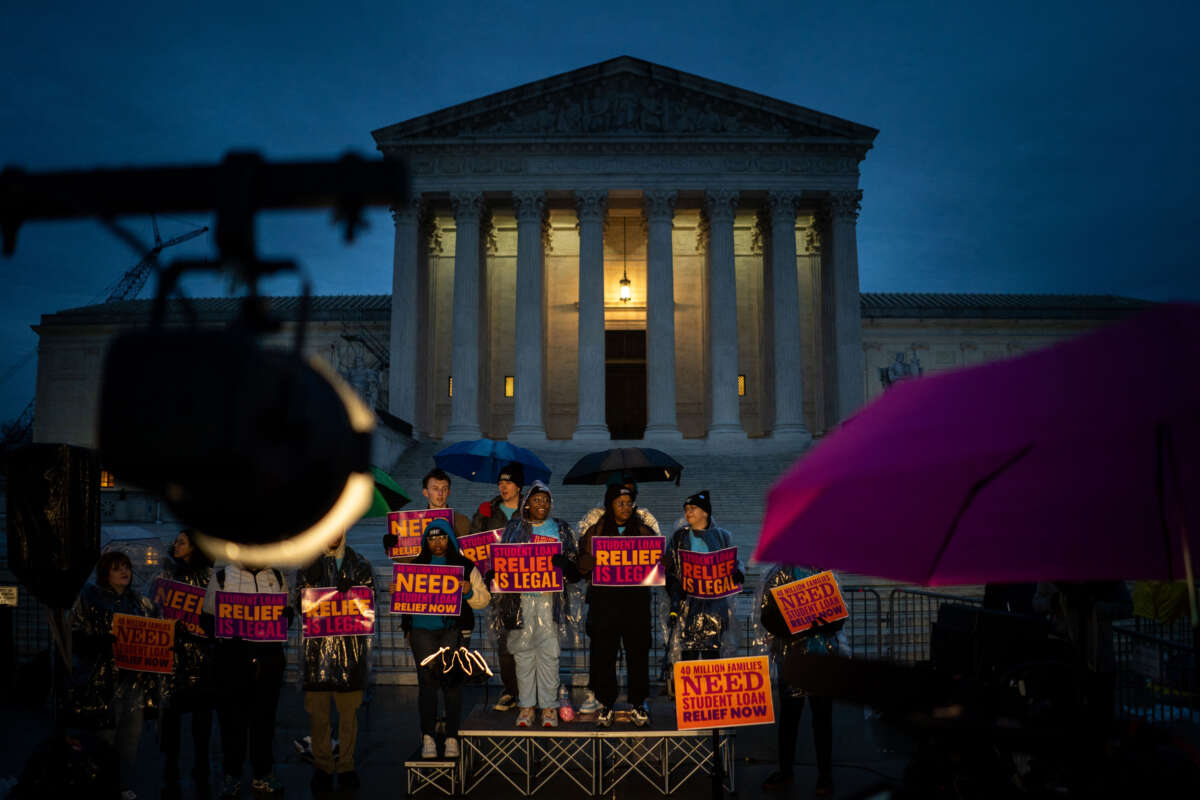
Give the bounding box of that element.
[66,581,160,729]
[294,543,376,692]
[493,481,582,635]
[400,517,492,637]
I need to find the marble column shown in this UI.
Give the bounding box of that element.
[643,190,681,440]
[388,197,422,436]
[705,189,744,441]
[767,191,812,443]
[827,190,866,423]
[509,190,547,440]
[445,191,483,441]
[574,190,610,441]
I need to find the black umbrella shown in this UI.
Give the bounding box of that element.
[561,447,683,486]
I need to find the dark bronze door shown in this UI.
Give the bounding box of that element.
[605,330,647,439]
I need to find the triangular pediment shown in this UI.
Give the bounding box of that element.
[373,56,877,144]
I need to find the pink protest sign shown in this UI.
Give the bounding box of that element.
[490,542,562,594]
[391,563,464,615]
[150,577,207,636]
[531,533,559,544]
[386,508,453,560]
[301,586,376,638]
[458,529,501,575]
[214,591,289,641]
[591,536,666,587]
[677,547,741,599]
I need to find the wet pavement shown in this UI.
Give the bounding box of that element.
[0,682,913,798]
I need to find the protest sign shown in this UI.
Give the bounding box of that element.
[674,656,774,730]
[490,542,562,594]
[391,563,463,615]
[385,508,454,560]
[112,613,175,674]
[769,570,849,635]
[677,546,741,599]
[150,577,207,636]
[591,536,665,587]
[458,529,502,575]
[301,586,376,637]
[531,533,559,544]
[214,591,289,641]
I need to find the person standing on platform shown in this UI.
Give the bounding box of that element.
[295,533,375,791]
[577,484,658,728]
[470,462,525,711]
[156,529,214,793]
[202,561,292,798]
[492,481,581,728]
[759,564,846,796]
[402,517,491,758]
[665,490,744,661]
[574,473,660,715]
[69,551,160,800]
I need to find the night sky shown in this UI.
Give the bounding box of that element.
[2,1,1197,423]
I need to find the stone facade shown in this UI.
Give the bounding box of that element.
[375,56,877,446]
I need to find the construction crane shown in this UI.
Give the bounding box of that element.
[105,214,208,302]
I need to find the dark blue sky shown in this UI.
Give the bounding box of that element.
[2,1,1197,422]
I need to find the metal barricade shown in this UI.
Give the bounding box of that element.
[1113,626,1198,724]
[886,587,982,662]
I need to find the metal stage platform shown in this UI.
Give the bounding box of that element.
[451,703,735,797]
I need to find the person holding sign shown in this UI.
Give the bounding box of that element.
[471,461,525,711]
[153,529,215,791]
[491,481,581,728]
[202,561,292,797]
[577,483,660,728]
[401,517,491,758]
[294,533,375,791]
[382,468,471,556]
[665,491,744,663]
[69,550,160,800]
[758,565,848,796]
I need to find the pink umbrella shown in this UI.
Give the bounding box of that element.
[756,304,1199,594]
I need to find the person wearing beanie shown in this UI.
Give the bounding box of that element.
[469,461,525,710]
[490,481,582,728]
[573,472,660,716]
[664,490,744,663]
[402,517,491,759]
[577,484,660,728]
[295,532,375,791]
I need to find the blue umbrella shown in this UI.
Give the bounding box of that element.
[433,438,551,485]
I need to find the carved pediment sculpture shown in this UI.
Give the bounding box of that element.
[374,57,877,145]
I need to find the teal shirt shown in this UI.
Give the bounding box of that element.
[411,554,452,630]
[500,504,516,521]
[687,529,710,553]
[532,520,559,539]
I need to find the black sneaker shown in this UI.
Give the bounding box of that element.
[595,705,614,728]
[762,770,794,791]
[310,769,334,791]
[629,703,651,728]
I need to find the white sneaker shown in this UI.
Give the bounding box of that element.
[444,737,459,758]
[421,734,437,759]
[578,689,601,714]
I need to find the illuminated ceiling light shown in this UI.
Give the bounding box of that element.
[619,217,632,303]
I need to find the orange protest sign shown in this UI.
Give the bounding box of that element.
[769,570,848,635]
[111,613,175,674]
[674,656,774,730]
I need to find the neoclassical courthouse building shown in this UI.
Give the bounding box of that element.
[32,58,1148,456]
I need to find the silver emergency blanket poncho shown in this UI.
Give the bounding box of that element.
[293,546,375,692]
